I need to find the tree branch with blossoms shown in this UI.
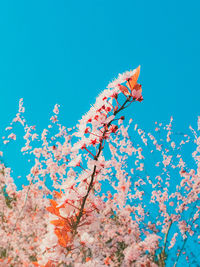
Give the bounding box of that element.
[72,93,135,234]
[0,66,200,267]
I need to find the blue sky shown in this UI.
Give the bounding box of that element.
[0,2,199,265]
[0,0,199,174]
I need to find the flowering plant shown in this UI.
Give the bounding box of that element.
[0,66,199,266]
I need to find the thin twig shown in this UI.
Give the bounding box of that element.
[72,96,132,234]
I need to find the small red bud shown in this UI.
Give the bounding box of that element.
[114,106,118,112]
[81,144,86,150]
[106,107,111,112]
[110,125,118,133]
[84,128,89,134]
[111,92,118,99]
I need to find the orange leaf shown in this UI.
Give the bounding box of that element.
[118,85,130,96]
[46,206,60,216]
[32,262,39,267]
[50,219,65,227]
[45,260,56,267]
[63,223,71,231]
[54,228,69,248]
[54,228,62,238]
[50,199,58,208]
[53,190,63,199]
[126,65,140,91]
[46,206,55,213]
[7,257,12,263]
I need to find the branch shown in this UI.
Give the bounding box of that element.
[158,220,172,267]
[72,95,132,234]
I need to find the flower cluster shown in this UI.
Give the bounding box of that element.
[0,66,199,267]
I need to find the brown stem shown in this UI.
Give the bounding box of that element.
[72,96,132,234]
[173,204,197,267]
[158,220,172,267]
[173,236,187,267]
